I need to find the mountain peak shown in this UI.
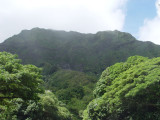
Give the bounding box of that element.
[0,28,159,74]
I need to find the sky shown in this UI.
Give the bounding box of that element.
[0,0,160,44]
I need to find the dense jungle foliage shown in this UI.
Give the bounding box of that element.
[0,52,72,120]
[1,28,160,119]
[45,70,97,119]
[83,56,160,120]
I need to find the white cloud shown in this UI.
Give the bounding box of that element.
[0,0,127,43]
[138,0,160,45]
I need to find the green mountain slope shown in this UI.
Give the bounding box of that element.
[1,28,160,119]
[1,28,160,75]
[45,69,97,119]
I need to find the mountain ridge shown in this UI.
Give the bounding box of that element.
[1,28,160,119]
[0,28,160,75]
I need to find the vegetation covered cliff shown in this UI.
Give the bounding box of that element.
[1,28,160,75]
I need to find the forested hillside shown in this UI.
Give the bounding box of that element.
[1,28,160,119]
[0,28,160,74]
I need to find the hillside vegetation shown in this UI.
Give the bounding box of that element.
[1,28,160,119]
[1,28,160,74]
[83,56,160,120]
[45,70,97,119]
[0,52,72,120]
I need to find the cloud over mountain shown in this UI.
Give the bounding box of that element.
[0,0,127,43]
[138,0,160,45]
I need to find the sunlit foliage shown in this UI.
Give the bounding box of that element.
[0,52,72,120]
[0,52,43,102]
[83,56,160,120]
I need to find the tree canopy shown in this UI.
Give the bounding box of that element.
[0,52,44,102]
[83,56,160,120]
[45,69,97,119]
[0,52,73,120]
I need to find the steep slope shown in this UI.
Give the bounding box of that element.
[0,28,160,74]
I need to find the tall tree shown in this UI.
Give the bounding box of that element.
[83,56,160,120]
[0,52,44,102]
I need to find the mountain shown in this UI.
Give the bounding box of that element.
[1,28,160,119]
[1,28,160,75]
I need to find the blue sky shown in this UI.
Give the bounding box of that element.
[0,0,160,44]
[124,0,157,37]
